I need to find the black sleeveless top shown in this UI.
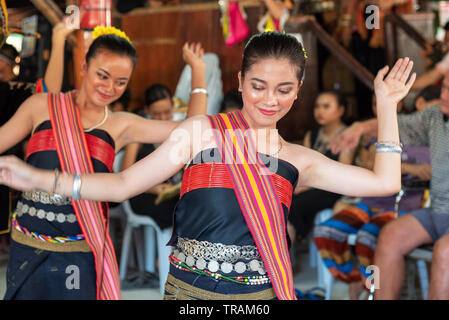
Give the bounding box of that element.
[169,148,299,247]
[16,120,115,237]
[310,128,340,161]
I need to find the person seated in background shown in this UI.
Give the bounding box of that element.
[412,85,441,112]
[121,83,183,230]
[287,90,355,261]
[314,91,434,300]
[328,71,449,299]
[220,88,243,114]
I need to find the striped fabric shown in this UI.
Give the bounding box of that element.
[313,203,396,283]
[25,127,115,171]
[208,111,295,300]
[48,91,120,300]
[180,162,294,210]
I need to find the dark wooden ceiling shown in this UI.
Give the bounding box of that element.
[5,0,66,9]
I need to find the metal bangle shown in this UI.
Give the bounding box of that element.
[190,88,208,96]
[376,141,403,148]
[72,174,82,201]
[374,144,402,154]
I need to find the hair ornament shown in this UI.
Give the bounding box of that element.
[92,26,131,44]
[302,46,308,59]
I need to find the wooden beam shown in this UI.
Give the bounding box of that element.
[29,0,77,47]
[301,17,375,91]
[383,13,427,67]
[30,0,64,25]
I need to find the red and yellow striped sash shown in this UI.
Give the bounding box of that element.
[48,91,120,300]
[208,111,295,300]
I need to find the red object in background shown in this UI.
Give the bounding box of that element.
[79,0,112,30]
[225,1,249,47]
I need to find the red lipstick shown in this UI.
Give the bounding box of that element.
[259,108,277,116]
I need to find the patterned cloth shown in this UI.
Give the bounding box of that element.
[314,203,397,283]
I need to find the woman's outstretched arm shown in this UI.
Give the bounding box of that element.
[0,115,205,203]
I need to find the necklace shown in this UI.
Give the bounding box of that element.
[268,136,282,157]
[84,106,108,133]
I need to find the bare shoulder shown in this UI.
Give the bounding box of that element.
[108,110,155,133]
[24,92,48,110]
[109,110,143,124]
[26,93,50,129]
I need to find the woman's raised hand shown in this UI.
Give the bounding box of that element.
[52,19,76,42]
[328,58,415,155]
[374,57,416,106]
[182,42,206,70]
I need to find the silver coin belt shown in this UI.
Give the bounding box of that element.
[16,201,77,224]
[173,237,267,275]
[22,191,71,206]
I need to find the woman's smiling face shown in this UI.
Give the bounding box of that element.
[81,50,133,108]
[238,57,301,129]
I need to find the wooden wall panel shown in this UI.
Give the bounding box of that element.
[120,1,261,110]
[120,2,313,141]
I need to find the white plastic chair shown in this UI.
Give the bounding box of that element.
[406,246,432,300]
[119,199,173,294]
[311,208,335,300]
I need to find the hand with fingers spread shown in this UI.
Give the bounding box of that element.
[329,58,416,155]
[374,57,416,107]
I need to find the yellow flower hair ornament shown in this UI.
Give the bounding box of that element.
[302,46,308,59]
[92,26,131,44]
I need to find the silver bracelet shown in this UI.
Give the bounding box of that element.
[190,88,208,96]
[376,140,403,148]
[72,174,82,201]
[374,143,402,154]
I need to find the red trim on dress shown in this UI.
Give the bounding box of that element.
[180,162,294,210]
[26,129,115,172]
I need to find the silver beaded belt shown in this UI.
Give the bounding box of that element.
[22,191,71,206]
[174,237,267,275]
[16,201,77,223]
